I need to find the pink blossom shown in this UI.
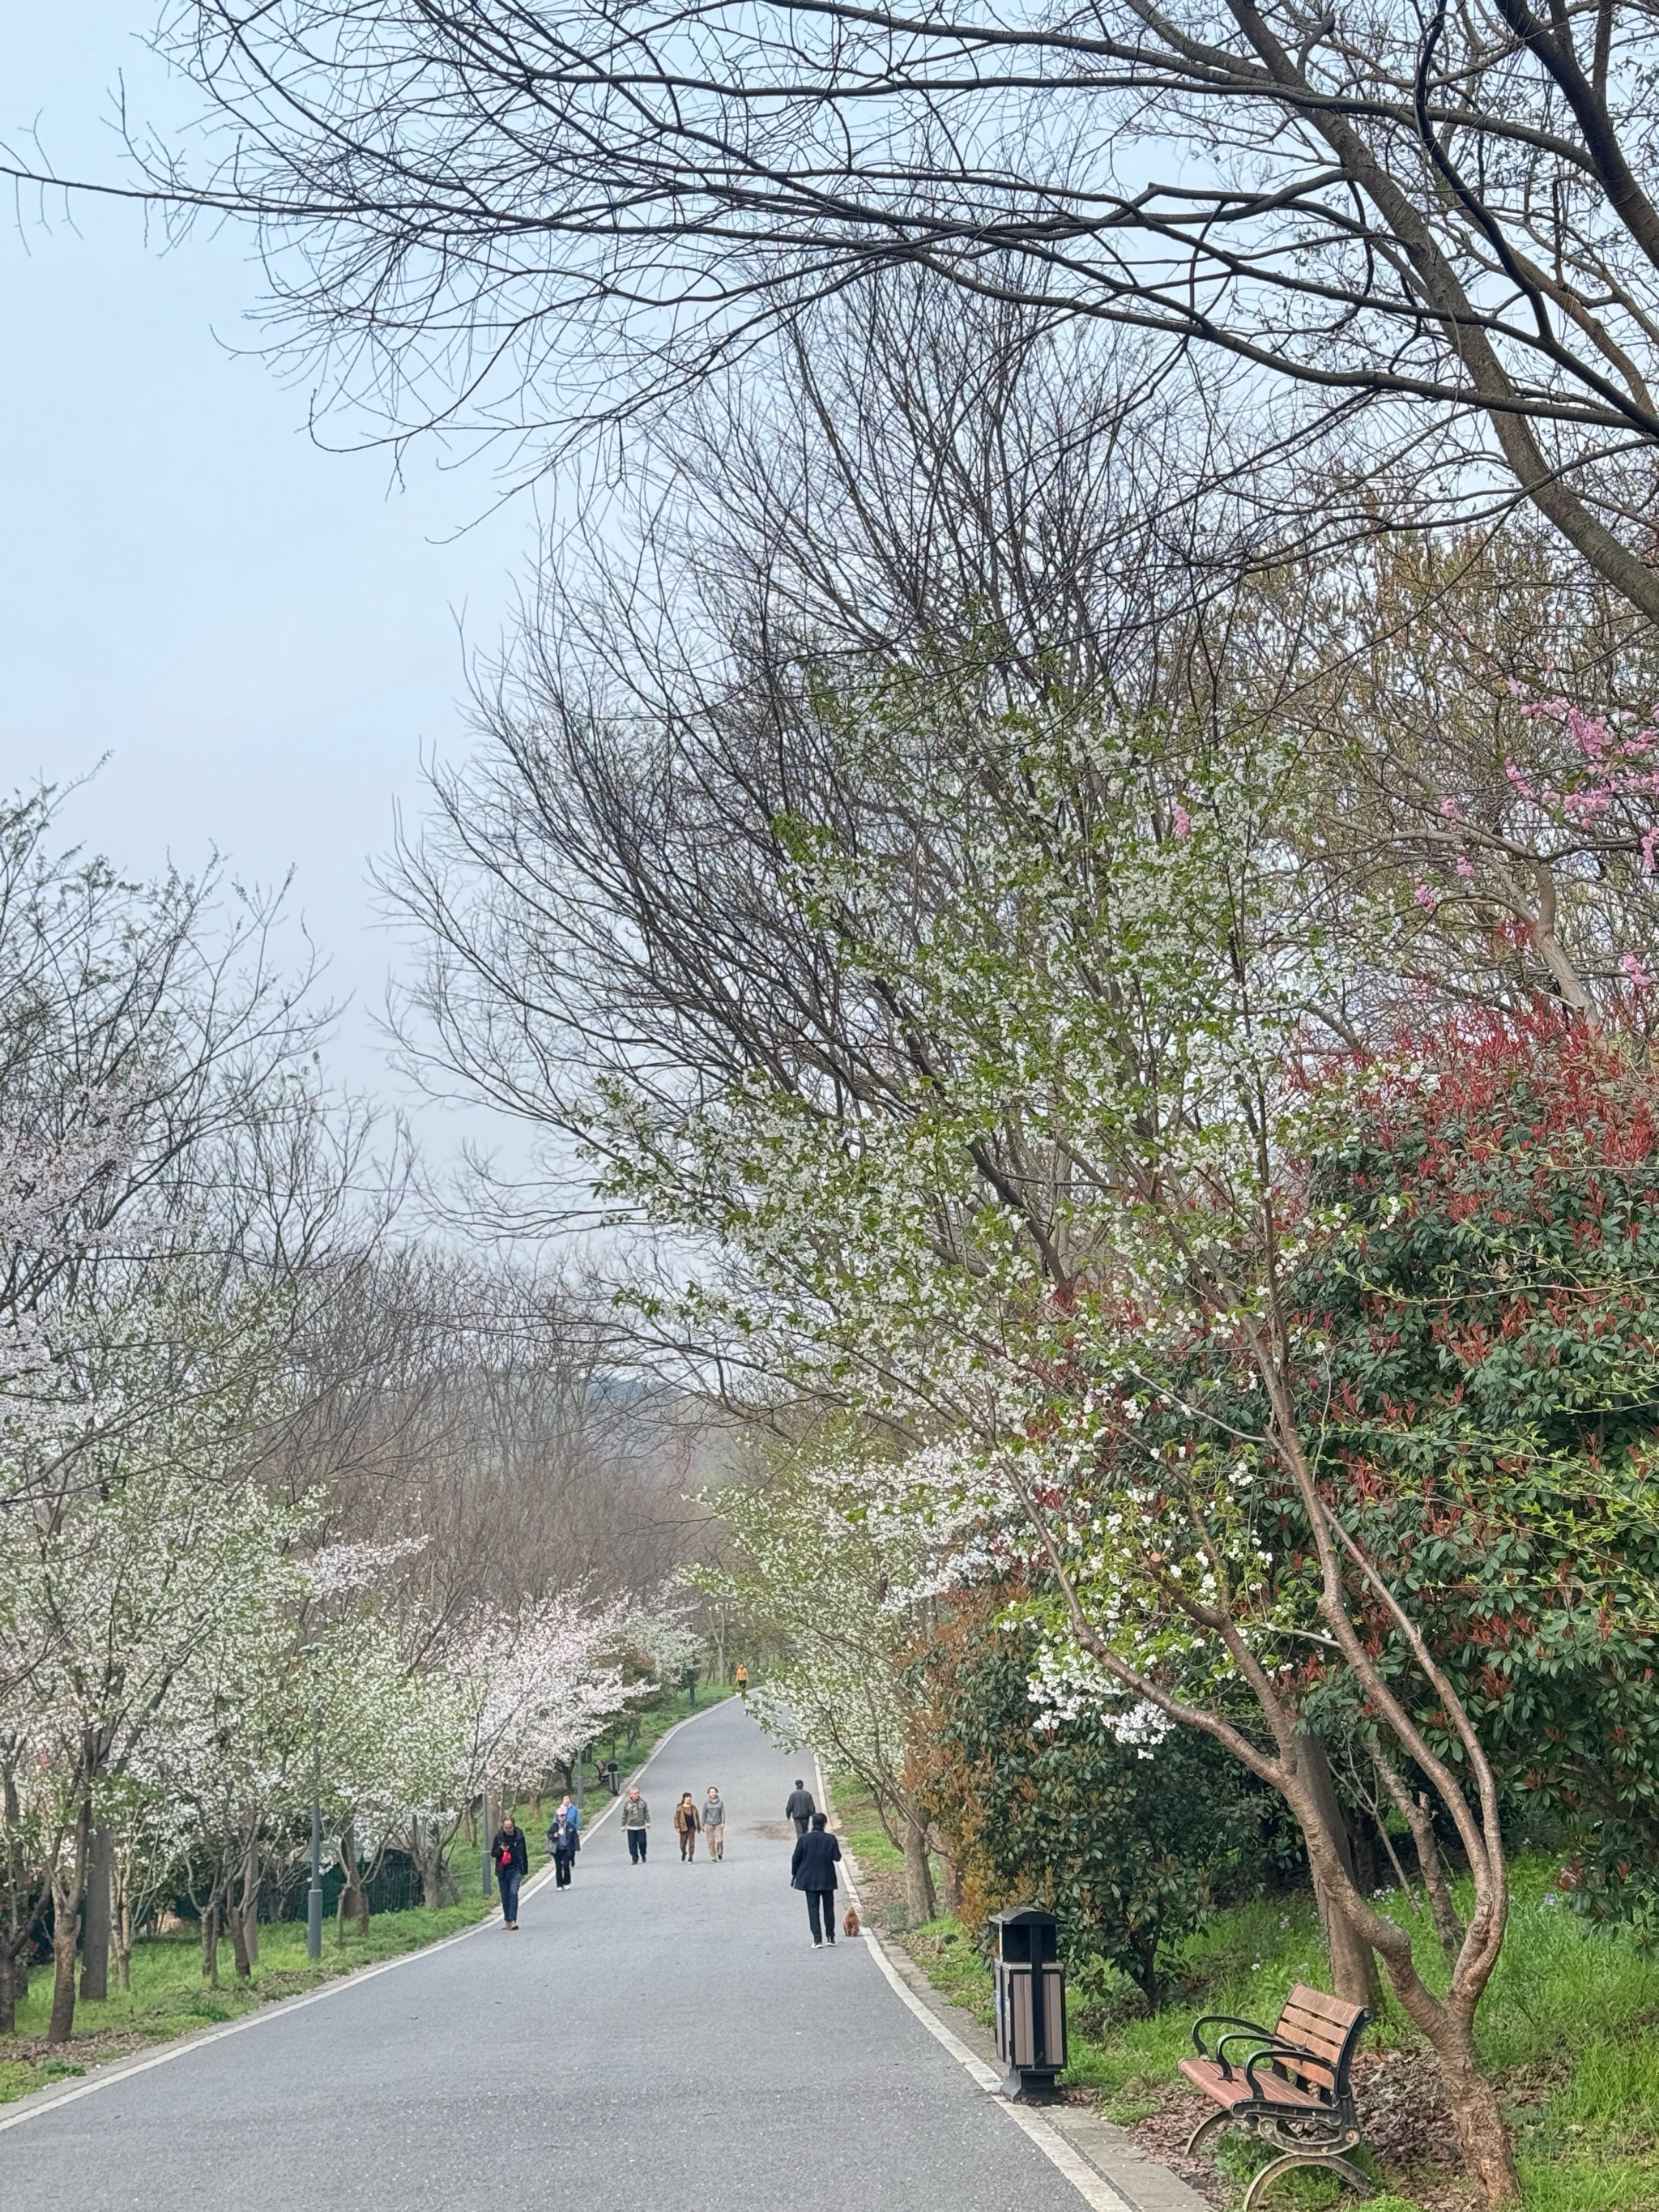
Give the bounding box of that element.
[1505,758,1537,801]
[1171,802,1193,839]
[1623,954,1653,988]
[1455,855,1475,879]
[1644,828,1659,874]
[1413,880,1438,912]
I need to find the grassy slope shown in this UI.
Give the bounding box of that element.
[830,1772,1659,2212]
[0,1687,728,2106]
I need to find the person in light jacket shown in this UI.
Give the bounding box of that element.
[491,1814,529,1928]
[785,1779,816,1837]
[703,1786,727,1861]
[790,1813,842,1948]
[673,1791,702,1861]
[621,1787,650,1864]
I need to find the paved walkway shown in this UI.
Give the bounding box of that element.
[2,1697,1100,2209]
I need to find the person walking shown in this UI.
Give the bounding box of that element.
[621,1786,650,1864]
[702,1786,726,1861]
[673,1791,702,1861]
[547,1794,582,1888]
[491,1813,529,1928]
[734,1663,748,1696]
[790,1812,842,1949]
[785,1779,816,1837]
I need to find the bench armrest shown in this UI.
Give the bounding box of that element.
[1242,2040,1341,2102]
[1190,2012,1275,2077]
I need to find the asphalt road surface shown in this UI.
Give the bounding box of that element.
[2,1696,1093,2210]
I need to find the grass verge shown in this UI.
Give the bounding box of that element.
[0,1692,731,2108]
[0,1885,518,2108]
[828,1774,1659,2212]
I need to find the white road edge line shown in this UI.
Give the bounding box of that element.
[0,1698,723,2137]
[815,1755,1137,2212]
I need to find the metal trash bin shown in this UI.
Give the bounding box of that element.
[992,1906,1067,2101]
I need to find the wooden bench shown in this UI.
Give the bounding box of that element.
[1180,1984,1372,2209]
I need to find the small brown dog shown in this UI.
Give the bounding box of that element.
[842,1906,861,1938]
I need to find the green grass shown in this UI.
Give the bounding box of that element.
[0,1889,510,2104]
[0,1698,731,2107]
[889,1856,1659,2212]
[834,1791,907,1882]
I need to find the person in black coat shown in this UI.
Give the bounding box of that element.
[492,1816,529,1928]
[790,1812,842,1948]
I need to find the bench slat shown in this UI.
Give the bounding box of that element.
[1282,1985,1365,2027]
[1282,2017,1354,2043]
[1275,1985,1365,2067]
[1277,2013,1350,2062]
[1179,2057,1328,2112]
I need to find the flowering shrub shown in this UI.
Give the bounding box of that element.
[1290,1010,1659,1930]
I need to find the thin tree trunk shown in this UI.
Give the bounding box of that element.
[1371,1744,1466,1967]
[80,1826,112,2002]
[49,1893,80,2043]
[901,1815,936,1927]
[113,1862,133,1993]
[201,1898,220,1988]
[238,1836,260,1970]
[1,1761,31,2030]
[1412,1796,1465,1967]
[48,1801,92,2044]
[228,1888,252,1981]
[1297,1732,1382,2010]
[336,1821,370,1945]
[412,1821,446,1913]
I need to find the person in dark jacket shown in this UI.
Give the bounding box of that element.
[790,1812,842,1948]
[785,1780,816,1836]
[546,1795,581,1888]
[492,1815,529,1928]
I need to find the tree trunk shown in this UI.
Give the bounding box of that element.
[1,1760,31,2030]
[901,1817,936,1927]
[80,1826,112,2002]
[201,1898,220,1988]
[1427,2009,1522,2206]
[336,1822,370,1945]
[113,1864,133,1993]
[412,1822,446,1912]
[1297,1732,1382,2010]
[47,1802,92,2044]
[49,1897,80,2043]
[1413,1794,1465,1967]
[237,1837,260,1971]
[228,1893,252,1980]
[935,1845,963,1915]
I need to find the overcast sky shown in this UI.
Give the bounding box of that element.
[1,7,541,1164]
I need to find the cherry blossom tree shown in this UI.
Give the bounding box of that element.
[695,1443,958,1922]
[390,643,1534,2199]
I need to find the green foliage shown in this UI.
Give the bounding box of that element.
[905,1855,1659,2208]
[927,1615,1286,2003]
[1291,1015,1659,1929]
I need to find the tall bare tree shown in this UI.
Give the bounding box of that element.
[21,0,1659,611]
